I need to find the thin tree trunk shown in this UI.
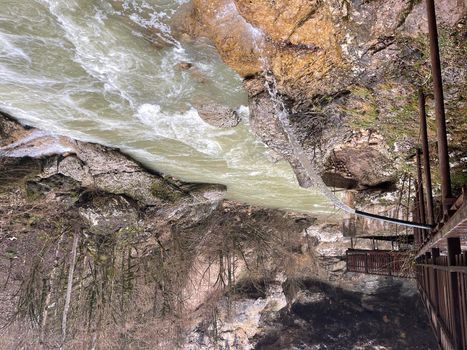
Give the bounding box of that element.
[77,255,88,323]
[394,174,406,237]
[40,232,65,349]
[61,229,80,349]
[3,257,13,289]
[90,273,105,350]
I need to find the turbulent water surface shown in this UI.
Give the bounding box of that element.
[0,0,337,214]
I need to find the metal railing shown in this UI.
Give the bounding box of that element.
[346,249,415,278]
[417,246,467,350]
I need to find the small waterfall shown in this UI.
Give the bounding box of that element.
[245,14,355,214]
[243,10,428,225]
[262,71,355,214]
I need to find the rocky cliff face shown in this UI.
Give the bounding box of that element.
[184,224,434,350]
[185,277,434,350]
[174,0,466,195]
[0,114,436,349]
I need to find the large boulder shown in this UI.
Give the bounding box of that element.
[194,101,240,128]
[322,146,397,190]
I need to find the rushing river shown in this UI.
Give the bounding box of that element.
[0,0,337,214]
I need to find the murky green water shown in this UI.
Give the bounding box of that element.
[0,0,336,213]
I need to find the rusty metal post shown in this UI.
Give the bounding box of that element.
[425,0,453,211]
[346,250,349,272]
[417,199,423,244]
[388,254,392,276]
[448,238,461,265]
[406,175,412,235]
[431,247,439,261]
[419,90,435,225]
[447,237,462,349]
[431,247,440,319]
[413,190,420,245]
[416,149,427,226]
[424,251,432,296]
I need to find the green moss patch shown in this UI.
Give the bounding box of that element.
[150,180,183,202]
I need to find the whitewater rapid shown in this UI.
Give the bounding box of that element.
[0,0,337,214]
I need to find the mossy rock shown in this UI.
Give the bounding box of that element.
[150,180,183,202]
[344,86,379,129]
[26,174,81,201]
[0,158,42,194]
[451,171,467,195]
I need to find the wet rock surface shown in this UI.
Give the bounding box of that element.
[0,114,228,223]
[0,111,30,147]
[323,144,397,190]
[194,101,240,128]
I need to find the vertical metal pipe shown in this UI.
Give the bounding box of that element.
[431,246,440,326]
[431,246,440,317]
[425,251,432,263]
[447,237,462,349]
[395,175,406,236]
[414,185,421,245]
[416,151,426,226]
[425,0,453,211]
[406,175,412,235]
[448,237,461,265]
[431,248,440,261]
[419,90,435,225]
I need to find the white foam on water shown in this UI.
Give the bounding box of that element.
[0,65,61,86]
[1,130,49,150]
[135,103,223,157]
[0,34,31,62]
[39,0,139,107]
[2,141,74,158]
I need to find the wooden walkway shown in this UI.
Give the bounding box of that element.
[416,191,467,257]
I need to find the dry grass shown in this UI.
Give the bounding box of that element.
[0,164,316,349]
